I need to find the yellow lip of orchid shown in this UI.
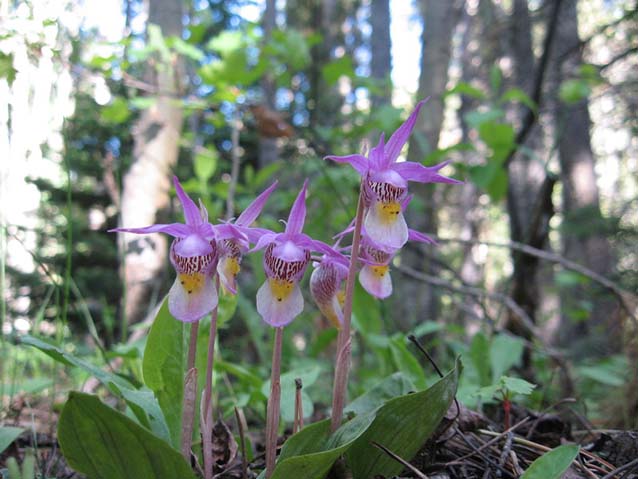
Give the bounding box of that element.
[179,272,206,295]
[375,201,402,224]
[269,278,295,302]
[370,264,389,278]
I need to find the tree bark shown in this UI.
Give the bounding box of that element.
[505,0,554,340]
[120,0,184,327]
[257,0,279,169]
[553,0,619,355]
[370,0,392,109]
[398,0,462,327]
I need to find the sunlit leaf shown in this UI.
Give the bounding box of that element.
[322,57,354,86]
[101,97,131,124]
[142,297,185,448]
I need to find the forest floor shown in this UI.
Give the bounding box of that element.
[2,394,638,479]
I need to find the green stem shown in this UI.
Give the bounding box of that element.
[265,326,283,478]
[202,280,219,479]
[330,182,365,432]
[181,321,199,460]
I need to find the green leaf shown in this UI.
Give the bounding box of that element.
[469,332,491,387]
[268,412,377,479]
[0,52,17,85]
[559,79,590,104]
[500,87,537,112]
[424,143,474,164]
[490,334,524,381]
[20,336,170,442]
[142,297,185,448]
[347,359,461,478]
[478,122,515,163]
[322,57,354,86]
[194,147,218,181]
[208,31,244,54]
[388,336,427,390]
[520,444,579,479]
[129,96,156,110]
[490,64,503,92]
[101,97,131,124]
[147,24,171,61]
[345,373,415,416]
[501,376,536,396]
[59,392,196,479]
[464,109,504,128]
[169,37,204,61]
[262,366,320,422]
[0,426,24,454]
[445,82,486,100]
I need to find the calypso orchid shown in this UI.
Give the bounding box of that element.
[252,180,337,327]
[358,228,434,299]
[110,176,218,322]
[325,99,462,250]
[309,247,349,328]
[215,181,278,294]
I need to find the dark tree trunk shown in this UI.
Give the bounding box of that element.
[553,0,619,355]
[398,0,463,328]
[370,0,392,108]
[119,0,184,328]
[504,0,554,341]
[257,0,280,169]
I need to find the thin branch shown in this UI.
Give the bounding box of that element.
[430,236,638,324]
[371,442,430,479]
[503,0,564,169]
[397,264,540,339]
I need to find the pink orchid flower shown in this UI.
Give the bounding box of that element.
[325,100,462,250]
[215,181,278,294]
[252,180,338,327]
[110,176,218,322]
[310,248,349,328]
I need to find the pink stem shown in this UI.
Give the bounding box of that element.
[202,286,219,479]
[181,321,199,460]
[330,183,365,432]
[265,327,283,478]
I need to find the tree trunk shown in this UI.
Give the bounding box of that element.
[398,0,462,327]
[504,0,554,341]
[120,0,184,327]
[257,0,279,169]
[553,0,619,355]
[370,0,392,108]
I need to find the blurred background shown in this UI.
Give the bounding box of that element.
[1,0,637,430]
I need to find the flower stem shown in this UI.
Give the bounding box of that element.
[330,182,365,432]
[202,282,219,479]
[181,321,199,460]
[265,326,283,478]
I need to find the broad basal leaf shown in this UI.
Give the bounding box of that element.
[347,358,461,479]
[143,296,185,448]
[59,392,196,479]
[0,426,24,454]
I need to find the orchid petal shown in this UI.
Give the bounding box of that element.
[285,180,308,235]
[174,234,214,257]
[256,279,304,327]
[251,232,279,252]
[310,266,343,328]
[391,161,462,185]
[408,229,436,244]
[109,223,191,237]
[363,201,409,249]
[168,274,218,322]
[324,154,369,176]
[368,133,386,171]
[173,176,203,226]
[359,264,392,299]
[272,240,307,262]
[217,256,239,295]
[384,99,427,166]
[236,181,278,226]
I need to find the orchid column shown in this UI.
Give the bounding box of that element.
[325,99,462,430]
[110,176,220,459]
[252,181,341,478]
